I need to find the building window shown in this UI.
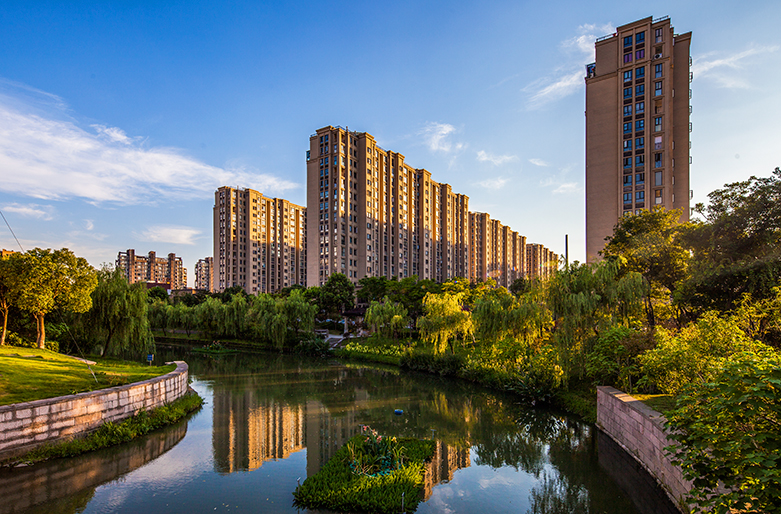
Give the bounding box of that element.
[624,53,633,64]
[623,105,632,117]
[624,87,632,99]
[635,102,645,114]
[635,137,644,149]
[636,119,645,131]
[654,81,663,96]
[636,66,645,78]
[636,191,645,201]
[654,153,663,168]
[655,63,663,77]
[623,122,632,133]
[636,31,645,43]
[623,140,632,152]
[623,157,632,168]
[636,155,645,166]
[654,116,662,132]
[624,192,632,204]
[623,175,632,186]
[655,189,663,204]
[655,171,663,186]
[636,50,645,60]
[624,35,633,47]
[655,28,663,43]
[636,172,645,185]
[654,135,663,150]
[623,70,632,82]
[636,84,645,95]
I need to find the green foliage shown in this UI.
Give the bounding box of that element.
[585,325,654,392]
[416,292,473,354]
[666,352,781,514]
[338,340,404,365]
[9,248,97,348]
[357,276,388,303]
[319,273,355,317]
[14,392,203,465]
[385,276,441,320]
[147,286,168,303]
[0,254,19,346]
[365,297,409,341]
[76,266,154,357]
[245,289,317,350]
[293,433,435,514]
[639,311,771,395]
[472,287,551,347]
[400,351,465,376]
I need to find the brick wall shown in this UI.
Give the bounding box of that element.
[596,386,690,511]
[0,361,188,461]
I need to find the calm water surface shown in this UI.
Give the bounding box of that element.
[0,349,678,514]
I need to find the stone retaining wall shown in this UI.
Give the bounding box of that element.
[0,361,188,461]
[597,386,690,512]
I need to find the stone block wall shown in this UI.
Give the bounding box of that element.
[596,386,690,512]
[0,361,188,461]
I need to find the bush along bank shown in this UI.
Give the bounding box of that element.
[293,426,436,514]
[3,391,203,467]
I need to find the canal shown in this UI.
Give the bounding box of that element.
[0,349,678,513]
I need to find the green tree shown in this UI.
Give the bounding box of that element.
[147,286,168,303]
[509,277,533,297]
[601,208,689,326]
[416,292,473,354]
[0,253,20,345]
[148,299,172,336]
[365,297,409,342]
[666,352,781,513]
[169,302,199,337]
[319,273,355,318]
[78,266,154,356]
[356,276,388,303]
[12,248,98,349]
[385,276,440,321]
[472,287,550,347]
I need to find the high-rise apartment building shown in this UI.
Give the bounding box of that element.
[116,250,187,290]
[214,186,306,294]
[306,125,555,287]
[306,126,472,287]
[194,257,214,292]
[525,243,558,280]
[585,16,691,261]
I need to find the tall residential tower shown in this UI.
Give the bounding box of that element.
[585,16,691,261]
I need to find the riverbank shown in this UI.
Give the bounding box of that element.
[334,339,600,423]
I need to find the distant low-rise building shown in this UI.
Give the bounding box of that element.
[116,250,187,290]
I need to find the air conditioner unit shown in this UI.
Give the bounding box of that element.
[653,53,662,59]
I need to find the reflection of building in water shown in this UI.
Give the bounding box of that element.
[423,441,471,499]
[212,389,305,473]
[305,399,360,478]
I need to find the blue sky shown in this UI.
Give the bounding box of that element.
[1,0,780,285]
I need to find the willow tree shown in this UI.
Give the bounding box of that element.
[79,266,153,356]
[416,292,473,354]
[12,248,97,349]
[365,296,409,342]
[546,260,644,380]
[246,292,315,350]
[473,286,551,347]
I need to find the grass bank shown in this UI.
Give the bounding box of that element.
[0,346,176,406]
[293,433,435,514]
[4,391,203,467]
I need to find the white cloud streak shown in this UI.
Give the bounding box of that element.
[2,202,55,220]
[552,182,581,194]
[476,150,517,166]
[0,100,299,205]
[692,45,779,89]
[477,177,509,189]
[529,158,550,167]
[138,225,202,245]
[419,122,465,153]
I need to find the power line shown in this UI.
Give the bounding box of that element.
[0,210,25,252]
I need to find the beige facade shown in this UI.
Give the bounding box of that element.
[194,257,214,292]
[306,126,472,287]
[214,186,306,294]
[469,212,529,287]
[585,16,691,261]
[116,249,187,290]
[525,243,558,280]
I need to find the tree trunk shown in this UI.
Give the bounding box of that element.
[36,313,46,349]
[0,304,7,345]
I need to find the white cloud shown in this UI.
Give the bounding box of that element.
[138,225,202,245]
[2,202,55,220]
[552,182,581,194]
[477,177,509,189]
[692,45,779,89]
[529,158,550,167]
[525,22,612,109]
[476,150,517,165]
[419,122,465,153]
[84,219,94,231]
[0,99,299,205]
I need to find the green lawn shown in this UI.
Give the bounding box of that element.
[631,393,676,414]
[0,346,176,406]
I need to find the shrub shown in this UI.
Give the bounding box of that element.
[6,331,59,352]
[586,325,654,392]
[399,351,464,376]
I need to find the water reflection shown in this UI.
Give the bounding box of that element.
[0,419,187,514]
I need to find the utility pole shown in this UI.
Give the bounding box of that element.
[565,234,569,270]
